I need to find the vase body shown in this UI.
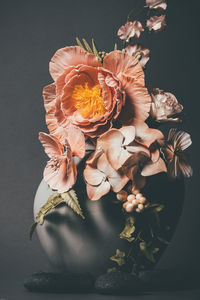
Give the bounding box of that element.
[34,173,184,277]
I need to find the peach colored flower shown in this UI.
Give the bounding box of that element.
[146,0,167,10]
[147,15,166,33]
[43,46,151,143]
[161,128,192,178]
[84,153,129,201]
[117,21,144,42]
[150,88,183,122]
[39,126,85,192]
[125,44,150,67]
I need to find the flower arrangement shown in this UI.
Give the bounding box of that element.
[31,0,192,275]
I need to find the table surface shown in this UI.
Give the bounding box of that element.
[1,279,200,300]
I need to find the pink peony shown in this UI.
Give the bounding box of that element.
[43,46,151,143]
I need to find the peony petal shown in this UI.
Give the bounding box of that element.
[84,165,104,186]
[86,181,111,201]
[67,125,85,158]
[141,158,167,176]
[43,83,56,113]
[49,46,101,80]
[39,132,64,158]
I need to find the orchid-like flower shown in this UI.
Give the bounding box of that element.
[125,44,150,67]
[39,126,85,192]
[147,15,166,33]
[84,153,129,201]
[117,21,144,42]
[150,88,183,122]
[146,0,167,10]
[161,128,192,178]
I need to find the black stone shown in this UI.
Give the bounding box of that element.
[95,271,141,295]
[24,271,95,293]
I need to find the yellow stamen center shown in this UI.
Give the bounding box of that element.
[72,83,105,119]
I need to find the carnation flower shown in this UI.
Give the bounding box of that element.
[117,21,144,42]
[147,15,166,33]
[161,128,192,178]
[150,88,183,122]
[125,44,150,67]
[84,153,129,201]
[43,46,151,143]
[146,0,167,10]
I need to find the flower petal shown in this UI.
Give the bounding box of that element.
[86,181,111,201]
[67,125,85,158]
[84,165,104,186]
[119,126,135,145]
[49,46,101,80]
[141,158,167,176]
[39,132,64,158]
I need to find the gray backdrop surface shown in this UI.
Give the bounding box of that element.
[0,0,199,298]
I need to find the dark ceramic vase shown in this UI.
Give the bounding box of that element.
[34,172,184,277]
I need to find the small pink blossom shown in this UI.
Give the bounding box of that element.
[150,88,183,122]
[117,21,144,42]
[147,15,166,33]
[146,0,167,10]
[125,44,150,67]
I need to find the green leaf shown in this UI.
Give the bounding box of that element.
[76,37,85,49]
[29,222,38,240]
[120,215,135,242]
[110,249,126,266]
[82,39,93,53]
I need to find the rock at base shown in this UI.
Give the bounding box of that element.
[24,271,95,293]
[95,271,141,295]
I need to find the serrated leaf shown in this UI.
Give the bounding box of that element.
[110,249,126,266]
[36,193,62,225]
[76,37,85,49]
[30,189,84,240]
[61,190,85,219]
[120,215,135,242]
[82,39,93,53]
[114,43,118,51]
[29,222,38,240]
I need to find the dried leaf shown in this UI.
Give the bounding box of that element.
[76,37,85,49]
[140,242,156,263]
[29,222,38,240]
[82,38,93,53]
[157,236,170,245]
[92,38,100,58]
[120,215,135,242]
[61,190,85,219]
[110,249,126,266]
[30,189,84,239]
[114,43,118,50]
[107,267,118,273]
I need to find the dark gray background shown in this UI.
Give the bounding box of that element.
[0,0,200,299]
